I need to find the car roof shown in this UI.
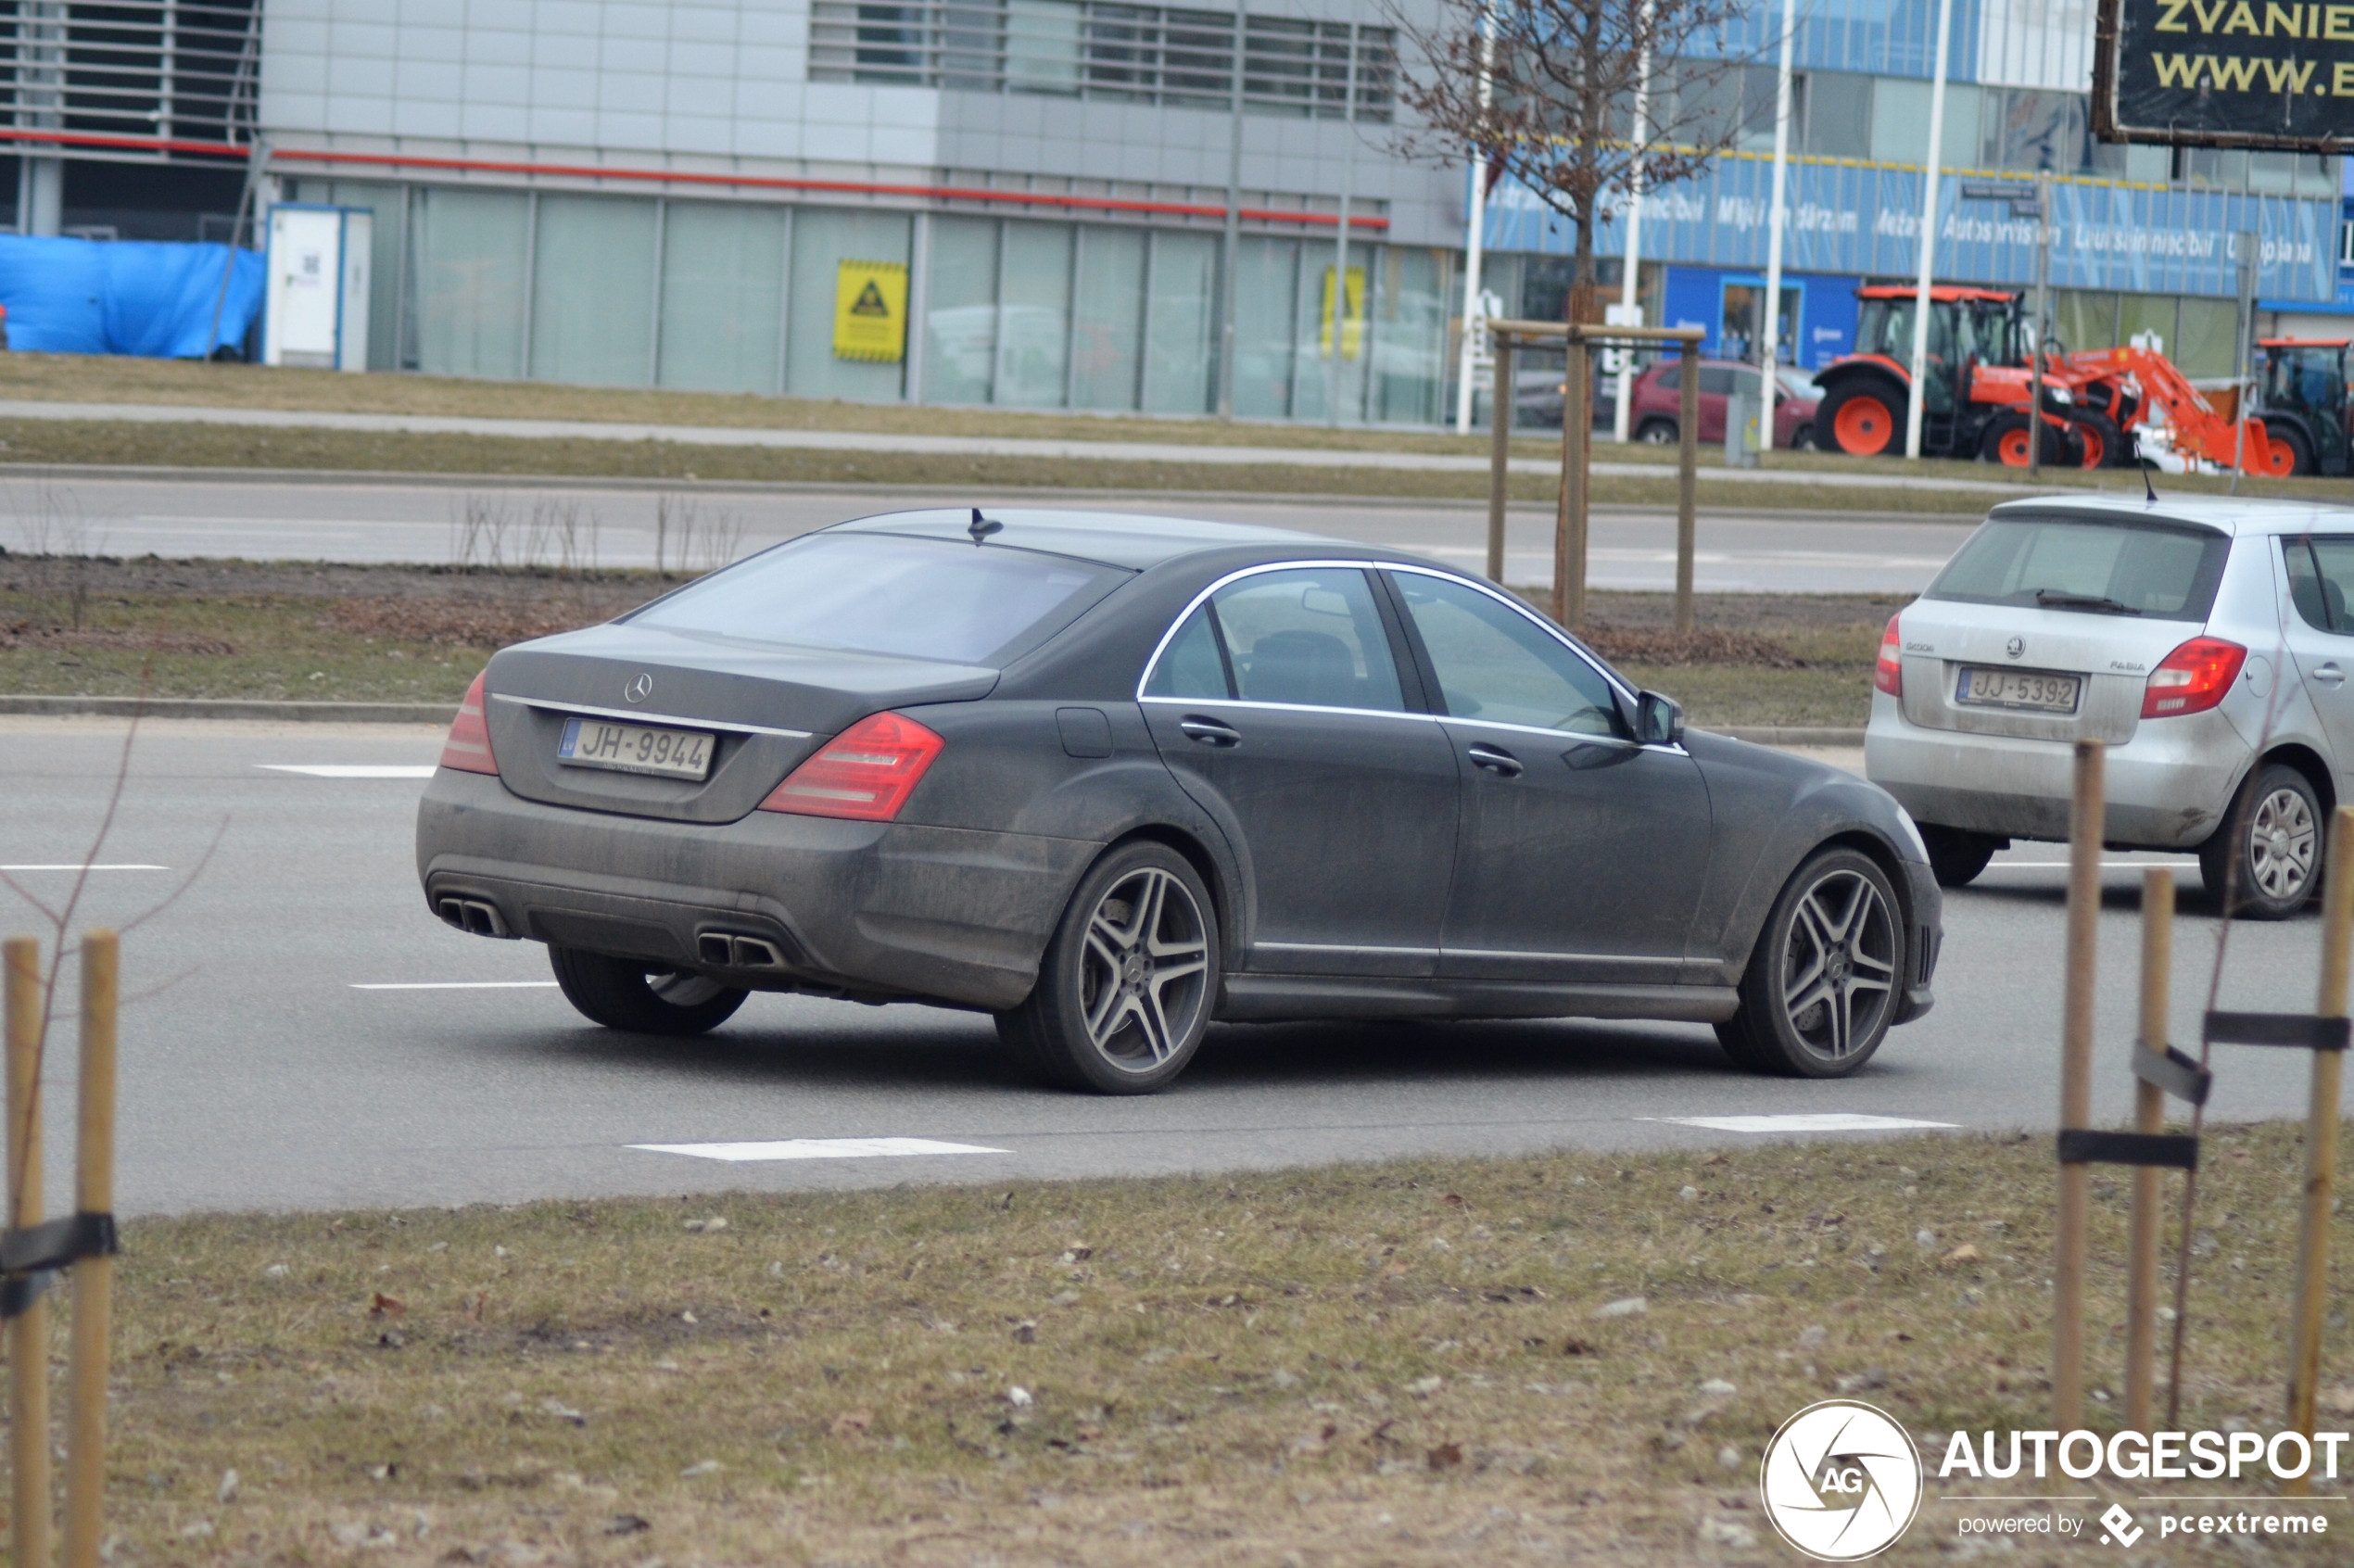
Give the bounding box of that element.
[827,507,1362,571]
[1987,491,2354,537]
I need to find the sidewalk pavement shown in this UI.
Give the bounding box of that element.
[0,399,2039,495]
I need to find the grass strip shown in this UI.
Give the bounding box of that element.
[60,1120,2352,1564]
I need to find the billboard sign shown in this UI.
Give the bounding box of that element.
[2094,0,2354,149]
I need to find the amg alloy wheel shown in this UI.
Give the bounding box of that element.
[2200,764,2321,919]
[548,945,748,1035]
[1716,849,1903,1078]
[999,842,1219,1094]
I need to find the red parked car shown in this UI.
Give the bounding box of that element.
[1627,358,1820,449]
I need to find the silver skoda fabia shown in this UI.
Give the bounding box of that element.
[1867,493,2354,917]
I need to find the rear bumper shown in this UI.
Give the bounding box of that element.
[1865,691,2244,849]
[413,769,1098,1011]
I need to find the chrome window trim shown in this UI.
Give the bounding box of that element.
[1133,558,1420,714]
[490,693,813,740]
[1138,694,1437,725]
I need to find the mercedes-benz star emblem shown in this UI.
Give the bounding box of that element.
[626,673,654,703]
[2005,637,2025,660]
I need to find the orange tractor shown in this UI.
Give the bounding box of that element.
[1812,283,2277,473]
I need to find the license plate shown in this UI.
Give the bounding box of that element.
[1955,665,2083,714]
[557,717,714,779]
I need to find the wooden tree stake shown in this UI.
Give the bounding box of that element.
[62,929,118,1568]
[2054,740,2105,1432]
[5,935,51,1568]
[2284,807,2354,1495]
[2125,868,2173,1432]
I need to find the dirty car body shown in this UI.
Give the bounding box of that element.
[416,509,1940,1087]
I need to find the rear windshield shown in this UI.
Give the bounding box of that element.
[1925,515,2230,622]
[626,532,1124,664]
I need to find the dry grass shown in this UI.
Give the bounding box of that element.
[25,1121,2345,1565]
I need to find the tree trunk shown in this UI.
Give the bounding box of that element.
[1569,209,1598,327]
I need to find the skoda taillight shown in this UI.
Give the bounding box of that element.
[759,712,945,822]
[1874,614,1905,697]
[2142,637,2246,718]
[438,670,500,775]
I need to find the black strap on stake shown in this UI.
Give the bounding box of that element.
[0,1212,118,1320]
[2133,1043,2215,1106]
[2058,1130,2202,1170]
[2203,1011,2351,1051]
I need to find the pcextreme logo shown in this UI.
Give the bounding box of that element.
[1760,1399,1925,1561]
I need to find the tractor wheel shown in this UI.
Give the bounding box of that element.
[1980,411,2068,468]
[2260,423,2313,477]
[2069,411,2126,469]
[1822,382,1905,456]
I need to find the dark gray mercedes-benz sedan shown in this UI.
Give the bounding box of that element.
[415,508,1940,1092]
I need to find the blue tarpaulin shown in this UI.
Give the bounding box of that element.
[0,234,264,359]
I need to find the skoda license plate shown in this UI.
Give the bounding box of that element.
[1955,665,2082,714]
[557,717,714,779]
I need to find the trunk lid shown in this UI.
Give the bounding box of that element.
[1892,600,2194,744]
[481,623,997,823]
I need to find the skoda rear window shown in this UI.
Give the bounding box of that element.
[1924,516,2229,622]
[625,533,1124,664]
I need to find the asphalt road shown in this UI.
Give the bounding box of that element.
[0,717,2329,1218]
[0,474,1980,594]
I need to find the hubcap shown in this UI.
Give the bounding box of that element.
[1078,866,1209,1071]
[1779,870,1898,1059]
[2247,788,2317,901]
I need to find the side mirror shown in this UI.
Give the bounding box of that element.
[1636,689,1684,747]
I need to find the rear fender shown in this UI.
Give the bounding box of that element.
[1813,355,1913,396]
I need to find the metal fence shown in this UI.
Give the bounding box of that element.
[0,0,260,156]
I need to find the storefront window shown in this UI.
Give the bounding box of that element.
[410,187,530,380]
[786,208,912,401]
[1142,229,1217,414]
[657,202,789,395]
[530,195,659,388]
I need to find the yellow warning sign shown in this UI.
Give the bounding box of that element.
[833,259,908,363]
[1319,265,1365,361]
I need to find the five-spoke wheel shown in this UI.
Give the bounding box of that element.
[1717,849,1903,1077]
[999,842,1220,1093]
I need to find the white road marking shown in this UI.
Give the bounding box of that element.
[351,980,560,991]
[259,765,438,778]
[1639,1113,1960,1133]
[628,1137,1012,1162]
[1986,860,2203,870]
[0,864,168,872]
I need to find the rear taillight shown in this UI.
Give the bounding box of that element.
[2142,637,2246,718]
[1874,614,1904,697]
[759,711,944,822]
[438,670,499,775]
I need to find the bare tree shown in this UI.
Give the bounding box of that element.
[1395,0,1757,326]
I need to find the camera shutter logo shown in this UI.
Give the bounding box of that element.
[626,673,653,703]
[1759,1399,1923,1561]
[2098,1503,2145,1548]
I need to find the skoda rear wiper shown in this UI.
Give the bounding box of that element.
[2033,588,2143,615]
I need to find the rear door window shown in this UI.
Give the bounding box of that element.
[1699,365,1739,396]
[1194,567,1406,712]
[626,532,1125,664]
[2284,537,2354,633]
[1925,515,2231,621]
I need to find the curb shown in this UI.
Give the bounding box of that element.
[0,696,1865,745]
[0,695,456,724]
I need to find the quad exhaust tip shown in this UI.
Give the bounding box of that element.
[437,897,513,939]
[698,931,788,969]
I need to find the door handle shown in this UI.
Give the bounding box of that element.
[1466,742,1524,778]
[2317,663,2347,687]
[1178,716,1242,747]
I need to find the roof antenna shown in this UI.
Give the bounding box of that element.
[2140,460,2158,506]
[968,507,1003,544]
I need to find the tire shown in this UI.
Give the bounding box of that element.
[2261,423,2313,478]
[1978,411,2069,467]
[1715,848,1905,1079]
[2069,411,2125,469]
[1918,824,2002,888]
[548,945,748,1036]
[1791,422,1816,451]
[1821,382,1905,456]
[1635,418,1677,445]
[996,841,1221,1094]
[2198,763,2323,920]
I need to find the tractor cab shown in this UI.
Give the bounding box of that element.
[1816,285,2027,456]
[2254,337,2352,476]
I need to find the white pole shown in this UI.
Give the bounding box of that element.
[1454,10,1495,435]
[1613,14,1652,445]
[1905,0,1955,461]
[1758,0,1796,451]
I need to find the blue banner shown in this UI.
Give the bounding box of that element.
[0,234,265,358]
[1483,158,2338,303]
